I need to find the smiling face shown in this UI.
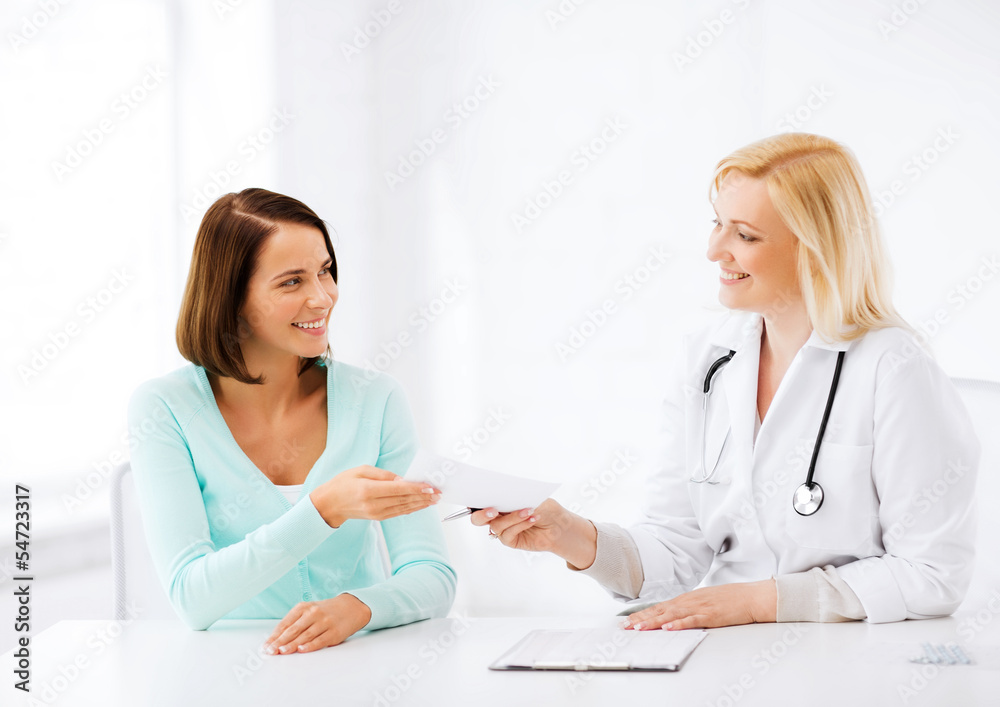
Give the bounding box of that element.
[238,221,337,363]
[707,172,802,316]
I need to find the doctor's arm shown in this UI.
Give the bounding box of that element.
[476,343,721,607]
[575,348,846,629]
[596,345,718,602]
[834,353,978,623]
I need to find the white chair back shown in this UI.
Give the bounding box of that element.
[109,462,176,620]
[951,378,1000,612]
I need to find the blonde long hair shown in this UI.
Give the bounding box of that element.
[711,133,908,342]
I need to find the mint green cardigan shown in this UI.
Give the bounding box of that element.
[127,360,456,631]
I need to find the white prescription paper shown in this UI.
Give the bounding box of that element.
[405,450,560,513]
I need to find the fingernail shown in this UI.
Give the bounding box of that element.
[422,487,436,494]
[297,645,306,652]
[263,643,275,655]
[528,516,537,523]
[279,645,290,654]
[431,494,441,502]
[617,619,630,629]
[519,508,534,518]
[663,623,674,630]
[632,623,645,631]
[485,510,497,519]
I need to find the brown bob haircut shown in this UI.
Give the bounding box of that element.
[176,188,338,385]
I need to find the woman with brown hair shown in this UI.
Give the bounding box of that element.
[128,188,455,654]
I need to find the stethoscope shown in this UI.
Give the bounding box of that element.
[693,348,846,516]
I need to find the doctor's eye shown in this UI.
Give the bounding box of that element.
[738,233,757,242]
[711,219,722,229]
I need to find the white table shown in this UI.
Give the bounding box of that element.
[3,612,998,706]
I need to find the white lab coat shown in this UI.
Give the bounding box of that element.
[629,310,979,623]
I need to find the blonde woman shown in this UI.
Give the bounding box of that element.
[472,133,978,628]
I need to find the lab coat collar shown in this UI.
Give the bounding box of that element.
[803,328,854,352]
[705,311,854,475]
[710,311,855,354]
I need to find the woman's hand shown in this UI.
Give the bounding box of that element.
[469,499,598,570]
[621,580,777,631]
[310,465,440,528]
[264,593,372,655]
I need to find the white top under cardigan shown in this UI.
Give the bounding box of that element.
[275,483,304,505]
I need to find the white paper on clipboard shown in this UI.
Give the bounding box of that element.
[489,628,708,671]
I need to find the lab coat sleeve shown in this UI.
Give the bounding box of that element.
[624,344,716,602]
[776,566,866,622]
[835,351,979,623]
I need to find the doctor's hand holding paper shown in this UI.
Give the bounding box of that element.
[472,133,979,630]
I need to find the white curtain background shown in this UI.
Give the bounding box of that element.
[1,0,998,650]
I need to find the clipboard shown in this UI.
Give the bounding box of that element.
[489,628,708,672]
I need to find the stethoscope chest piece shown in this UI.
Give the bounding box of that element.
[792,481,824,516]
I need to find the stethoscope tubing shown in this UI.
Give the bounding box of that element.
[704,350,736,395]
[804,350,846,488]
[698,347,847,515]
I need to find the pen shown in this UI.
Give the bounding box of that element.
[442,507,483,522]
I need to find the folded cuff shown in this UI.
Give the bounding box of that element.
[776,565,867,623]
[570,521,644,600]
[837,559,906,624]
